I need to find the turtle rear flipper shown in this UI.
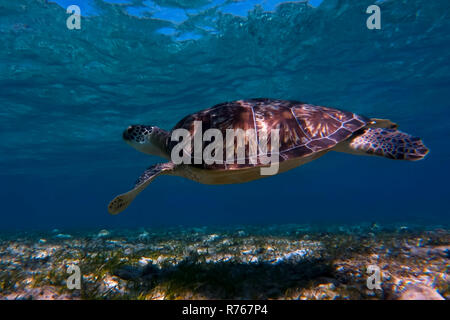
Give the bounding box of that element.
[368,118,398,129]
[108,162,176,215]
[335,128,429,161]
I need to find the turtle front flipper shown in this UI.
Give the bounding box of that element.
[108,162,176,215]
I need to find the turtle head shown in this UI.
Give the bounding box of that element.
[123,125,169,159]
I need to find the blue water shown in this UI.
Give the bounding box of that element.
[1,0,449,230]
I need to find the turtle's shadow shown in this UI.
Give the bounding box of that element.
[114,257,334,299]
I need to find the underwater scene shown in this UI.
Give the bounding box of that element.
[0,0,449,301]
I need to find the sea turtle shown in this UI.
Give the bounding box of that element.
[108,98,429,214]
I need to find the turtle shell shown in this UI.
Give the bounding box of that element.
[167,98,369,170]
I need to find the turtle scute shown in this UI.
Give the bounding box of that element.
[167,99,368,169]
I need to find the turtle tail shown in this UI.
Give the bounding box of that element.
[344,128,429,161]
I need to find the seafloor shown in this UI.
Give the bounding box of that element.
[0,223,448,300]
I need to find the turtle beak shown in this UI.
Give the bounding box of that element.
[123,126,133,141]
